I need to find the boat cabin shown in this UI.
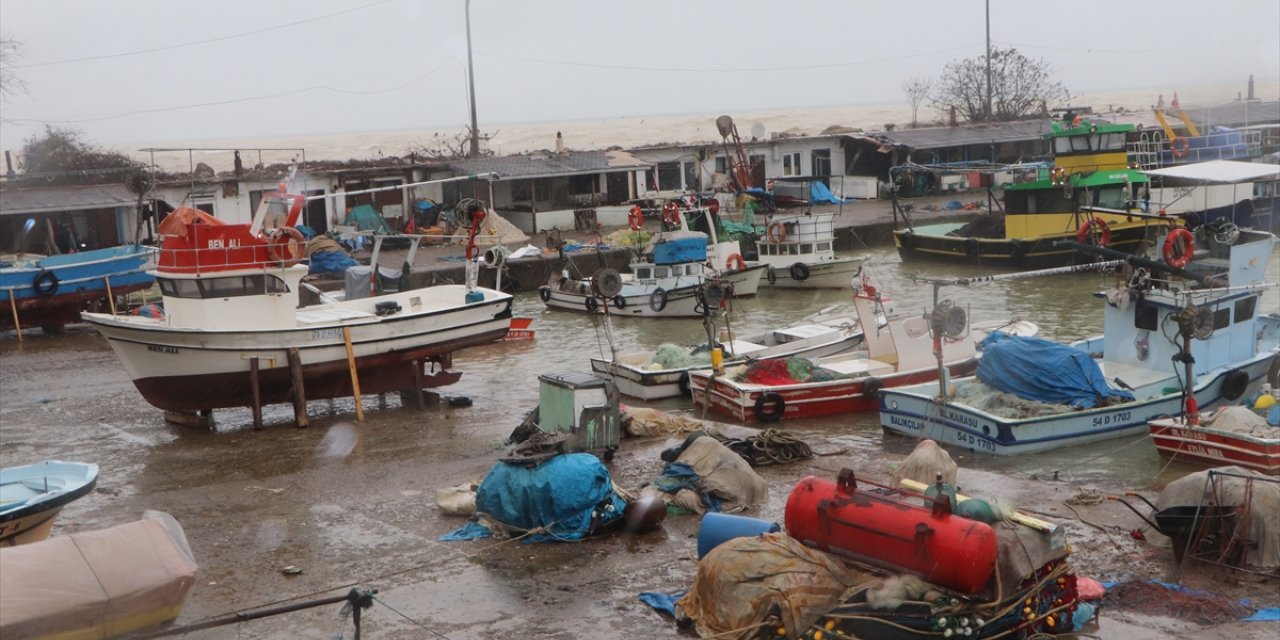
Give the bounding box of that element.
[755,212,839,267]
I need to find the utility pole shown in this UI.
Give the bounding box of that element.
[465,0,480,157]
[983,0,993,122]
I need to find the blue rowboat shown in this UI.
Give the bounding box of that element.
[0,244,155,332]
[0,460,99,546]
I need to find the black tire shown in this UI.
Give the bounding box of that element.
[677,371,691,397]
[32,270,59,296]
[1009,239,1025,261]
[766,266,777,285]
[612,295,627,309]
[753,392,785,423]
[862,377,884,398]
[789,262,810,282]
[1220,369,1250,401]
[898,230,915,250]
[964,237,980,258]
[539,287,552,303]
[649,288,668,312]
[585,296,600,313]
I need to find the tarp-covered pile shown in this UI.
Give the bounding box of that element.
[0,511,198,639]
[1157,465,1280,569]
[441,453,626,542]
[977,332,1134,408]
[647,435,765,515]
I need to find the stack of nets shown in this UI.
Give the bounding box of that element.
[739,357,847,385]
[648,344,711,370]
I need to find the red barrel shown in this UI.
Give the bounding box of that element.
[784,470,997,595]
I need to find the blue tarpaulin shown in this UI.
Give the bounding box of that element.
[442,453,626,543]
[308,251,357,275]
[343,204,393,233]
[810,181,850,204]
[977,332,1134,408]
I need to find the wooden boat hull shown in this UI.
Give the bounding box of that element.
[83,288,512,412]
[0,461,99,547]
[0,245,155,330]
[691,359,979,422]
[1149,418,1280,475]
[894,225,1150,269]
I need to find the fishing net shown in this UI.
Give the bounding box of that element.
[739,359,799,385]
[649,343,711,369]
[953,380,1072,419]
[1101,580,1253,624]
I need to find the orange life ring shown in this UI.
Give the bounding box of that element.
[1075,218,1111,248]
[766,222,787,243]
[662,201,681,227]
[1170,136,1190,159]
[725,253,747,271]
[1163,227,1195,268]
[628,205,644,231]
[267,227,305,266]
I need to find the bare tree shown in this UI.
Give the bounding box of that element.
[412,128,496,160]
[1,35,28,111]
[933,47,1068,122]
[902,77,932,128]
[19,126,141,184]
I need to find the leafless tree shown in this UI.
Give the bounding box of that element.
[412,127,496,160]
[902,77,931,128]
[19,126,141,184]
[932,47,1069,122]
[1,35,28,111]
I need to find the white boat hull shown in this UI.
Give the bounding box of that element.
[879,355,1278,456]
[83,285,513,411]
[761,256,864,289]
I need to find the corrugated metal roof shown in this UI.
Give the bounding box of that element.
[0,183,138,216]
[850,121,1054,150]
[1189,101,1280,128]
[447,150,650,179]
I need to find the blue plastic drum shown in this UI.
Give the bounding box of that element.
[696,512,781,559]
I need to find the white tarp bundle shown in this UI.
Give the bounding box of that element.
[1157,466,1280,569]
[0,511,198,639]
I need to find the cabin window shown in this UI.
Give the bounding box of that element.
[656,162,682,190]
[1093,187,1127,209]
[1054,138,1072,154]
[800,244,813,254]
[158,275,288,300]
[1004,191,1029,214]
[1028,190,1074,214]
[655,267,669,278]
[817,242,831,251]
[783,152,802,176]
[1134,299,1157,330]
[635,267,651,279]
[787,245,798,255]
[1235,297,1256,323]
[1070,136,1091,152]
[811,149,831,179]
[1213,308,1231,330]
[1101,133,1126,151]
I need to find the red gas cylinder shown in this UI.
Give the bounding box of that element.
[784,469,997,595]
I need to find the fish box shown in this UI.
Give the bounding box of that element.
[652,237,707,265]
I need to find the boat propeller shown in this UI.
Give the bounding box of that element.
[591,268,624,299]
[929,301,968,339]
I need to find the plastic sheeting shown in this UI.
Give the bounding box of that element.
[649,435,765,514]
[1157,466,1279,569]
[0,511,197,639]
[343,204,394,233]
[462,453,626,543]
[810,181,850,205]
[977,332,1134,409]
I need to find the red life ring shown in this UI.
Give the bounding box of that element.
[1075,218,1111,248]
[267,227,306,266]
[706,198,721,215]
[662,201,681,227]
[1170,136,1190,159]
[628,205,644,231]
[725,253,747,271]
[766,222,787,243]
[1163,228,1195,268]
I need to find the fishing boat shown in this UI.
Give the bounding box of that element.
[689,271,1035,422]
[590,302,879,400]
[893,115,1168,269]
[539,229,764,318]
[757,212,864,288]
[1148,405,1280,476]
[81,184,513,414]
[0,460,99,546]
[879,226,1280,456]
[1,244,156,333]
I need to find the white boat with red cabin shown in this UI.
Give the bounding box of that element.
[690,275,1029,422]
[82,184,513,414]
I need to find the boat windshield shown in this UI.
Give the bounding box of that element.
[159,274,290,299]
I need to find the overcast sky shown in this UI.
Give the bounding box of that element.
[1,0,1277,150]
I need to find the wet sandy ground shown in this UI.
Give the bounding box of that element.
[2,321,1278,640]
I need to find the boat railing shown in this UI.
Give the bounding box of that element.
[1128,129,1264,169]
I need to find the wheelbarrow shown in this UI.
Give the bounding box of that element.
[1108,492,1240,563]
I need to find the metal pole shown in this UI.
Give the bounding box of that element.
[985,0,992,122]
[465,0,481,158]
